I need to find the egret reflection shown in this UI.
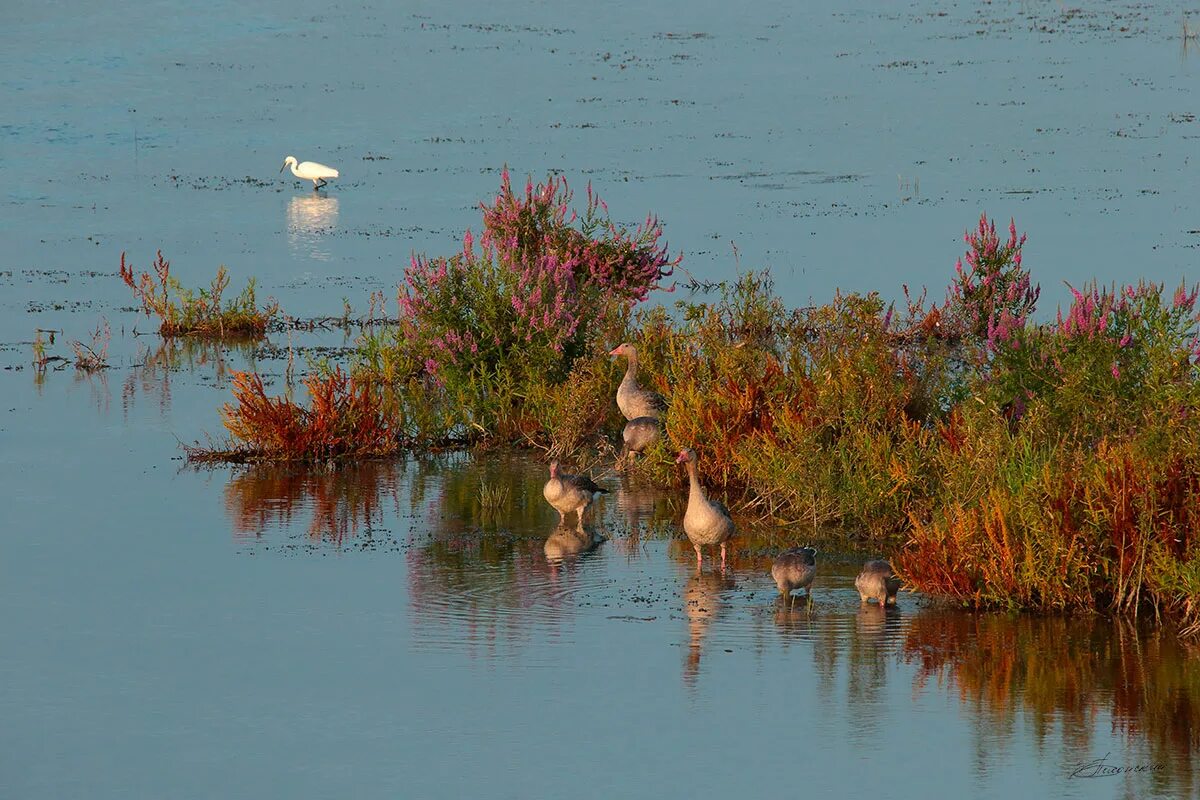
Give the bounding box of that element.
[286,194,339,260]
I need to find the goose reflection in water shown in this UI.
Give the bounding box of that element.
[286,194,339,261]
[543,522,605,564]
[772,591,816,638]
[844,602,903,732]
[682,568,735,690]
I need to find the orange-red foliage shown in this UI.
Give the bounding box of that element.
[121,251,168,315]
[219,368,395,461]
[897,444,1200,617]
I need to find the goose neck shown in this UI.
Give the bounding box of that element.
[622,353,638,382]
[686,462,705,503]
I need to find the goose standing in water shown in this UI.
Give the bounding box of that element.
[772,546,818,607]
[855,560,901,606]
[609,343,667,420]
[543,461,608,528]
[676,449,735,570]
[617,416,663,470]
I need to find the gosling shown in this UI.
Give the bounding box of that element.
[771,546,817,606]
[855,559,900,606]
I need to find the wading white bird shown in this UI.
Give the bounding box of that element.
[280,155,339,190]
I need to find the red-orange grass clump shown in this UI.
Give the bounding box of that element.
[895,505,985,604]
[217,368,395,461]
[120,250,175,326]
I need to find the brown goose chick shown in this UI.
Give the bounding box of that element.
[543,461,609,528]
[771,546,818,607]
[675,448,735,570]
[609,343,667,421]
[617,416,663,470]
[855,559,901,606]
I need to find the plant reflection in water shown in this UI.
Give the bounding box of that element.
[71,367,111,415]
[216,452,1200,796]
[225,460,402,546]
[902,612,1200,795]
[123,336,261,418]
[612,478,672,562]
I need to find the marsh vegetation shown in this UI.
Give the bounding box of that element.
[152,174,1200,634]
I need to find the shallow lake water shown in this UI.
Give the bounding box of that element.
[4,0,1200,797]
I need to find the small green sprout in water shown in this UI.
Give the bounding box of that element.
[119,250,279,338]
[30,329,68,373]
[71,317,111,372]
[31,330,49,372]
[478,479,511,522]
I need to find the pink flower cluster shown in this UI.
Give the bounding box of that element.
[507,250,581,352]
[398,253,450,320]
[1056,284,1121,341]
[1040,279,1200,383]
[1056,280,1200,352]
[432,329,480,358]
[944,214,1039,352]
[1173,283,1199,311]
[398,169,681,382]
[481,167,678,305]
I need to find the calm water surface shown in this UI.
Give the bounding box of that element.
[4,0,1200,797]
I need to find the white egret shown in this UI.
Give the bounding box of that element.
[280,155,339,190]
